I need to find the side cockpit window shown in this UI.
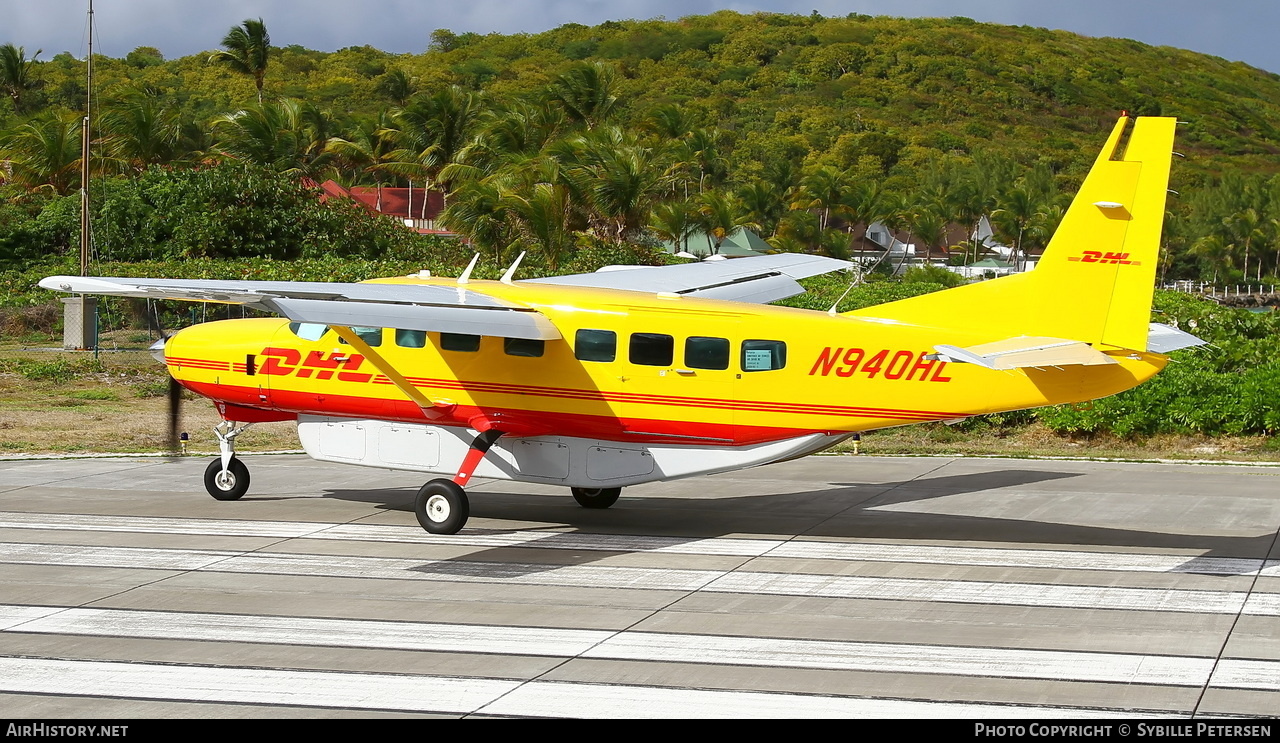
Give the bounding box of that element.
[395,329,427,348]
[742,340,786,372]
[288,322,328,341]
[337,327,384,347]
[441,333,480,352]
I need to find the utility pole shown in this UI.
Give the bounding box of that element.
[63,0,97,350]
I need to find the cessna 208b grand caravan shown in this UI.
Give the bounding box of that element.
[43,116,1200,534]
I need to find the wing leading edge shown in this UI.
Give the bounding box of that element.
[39,276,560,341]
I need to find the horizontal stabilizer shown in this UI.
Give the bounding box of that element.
[933,336,1117,370]
[1147,323,1207,354]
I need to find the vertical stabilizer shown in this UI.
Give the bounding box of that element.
[848,116,1176,352]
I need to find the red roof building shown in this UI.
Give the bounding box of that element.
[317,180,452,235]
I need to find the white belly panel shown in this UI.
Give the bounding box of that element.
[297,415,845,488]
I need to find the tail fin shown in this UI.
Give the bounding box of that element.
[849,116,1176,352]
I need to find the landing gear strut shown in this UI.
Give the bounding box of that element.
[204,421,253,501]
[414,429,503,535]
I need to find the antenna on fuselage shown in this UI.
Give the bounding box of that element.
[457,253,480,285]
[500,252,526,284]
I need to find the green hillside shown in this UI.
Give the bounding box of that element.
[3,11,1280,281]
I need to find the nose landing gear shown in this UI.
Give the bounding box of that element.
[204,421,254,501]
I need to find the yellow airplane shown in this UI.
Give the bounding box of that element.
[42,115,1199,534]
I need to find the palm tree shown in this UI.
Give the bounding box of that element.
[374,69,416,105]
[98,91,188,172]
[649,200,699,254]
[0,44,42,114]
[211,98,332,176]
[737,181,785,238]
[440,179,515,262]
[547,62,620,130]
[559,127,671,244]
[326,112,411,212]
[794,165,851,231]
[991,185,1038,270]
[696,191,746,254]
[503,182,575,271]
[210,18,271,104]
[394,86,484,205]
[0,111,82,194]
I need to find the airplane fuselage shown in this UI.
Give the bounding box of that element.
[166,277,1167,460]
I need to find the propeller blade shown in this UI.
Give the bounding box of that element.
[167,376,182,453]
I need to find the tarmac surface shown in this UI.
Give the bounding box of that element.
[0,452,1277,718]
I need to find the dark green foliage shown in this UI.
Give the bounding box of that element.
[1039,292,1280,436]
[0,164,454,265]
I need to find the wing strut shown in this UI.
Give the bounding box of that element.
[329,326,452,420]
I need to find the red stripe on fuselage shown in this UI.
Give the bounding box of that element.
[182,381,828,446]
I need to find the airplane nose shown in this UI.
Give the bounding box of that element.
[149,337,166,364]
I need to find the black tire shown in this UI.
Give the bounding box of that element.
[204,458,250,501]
[571,486,621,509]
[415,479,469,534]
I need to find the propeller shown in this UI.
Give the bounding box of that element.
[145,299,183,453]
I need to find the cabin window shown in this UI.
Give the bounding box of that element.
[395,329,427,348]
[741,339,786,372]
[575,329,616,362]
[441,333,480,352]
[504,337,545,357]
[685,336,730,370]
[337,326,383,347]
[288,322,328,341]
[630,332,673,366]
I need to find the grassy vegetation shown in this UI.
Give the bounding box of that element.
[3,325,1277,463]
[0,332,298,455]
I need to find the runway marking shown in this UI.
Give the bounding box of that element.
[0,656,1133,718]
[480,681,1129,719]
[0,511,1273,576]
[0,542,1268,615]
[3,604,1261,689]
[10,606,612,657]
[705,572,1253,614]
[0,604,61,629]
[0,656,517,714]
[1210,659,1280,692]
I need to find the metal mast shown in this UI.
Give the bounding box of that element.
[79,0,93,277]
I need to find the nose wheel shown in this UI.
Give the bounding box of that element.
[204,420,253,501]
[204,457,250,500]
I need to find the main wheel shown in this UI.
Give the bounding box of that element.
[571,486,621,509]
[415,479,469,534]
[204,458,250,501]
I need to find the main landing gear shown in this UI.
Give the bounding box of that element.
[411,429,625,535]
[204,421,254,501]
[415,429,501,535]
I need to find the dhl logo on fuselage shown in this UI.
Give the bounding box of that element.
[1068,250,1141,265]
[258,347,372,382]
[809,347,952,382]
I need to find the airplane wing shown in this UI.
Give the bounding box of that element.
[522,254,852,304]
[38,276,561,340]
